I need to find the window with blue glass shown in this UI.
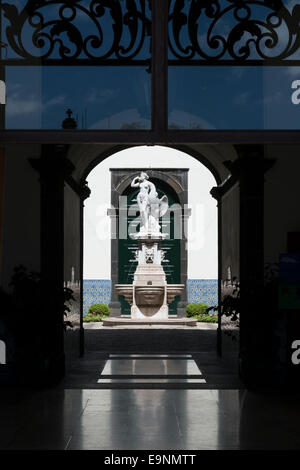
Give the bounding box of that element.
[1,1,300,131]
[168,0,300,130]
[0,0,151,129]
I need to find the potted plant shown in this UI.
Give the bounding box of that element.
[0,265,74,385]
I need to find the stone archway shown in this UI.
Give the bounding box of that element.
[0,140,247,384]
[30,140,266,386]
[71,144,232,354]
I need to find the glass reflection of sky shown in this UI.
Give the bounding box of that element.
[6,66,151,129]
[168,66,300,129]
[168,0,300,129]
[2,1,151,129]
[3,1,300,129]
[6,64,300,130]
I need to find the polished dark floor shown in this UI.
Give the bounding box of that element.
[1,387,300,450]
[1,338,297,450]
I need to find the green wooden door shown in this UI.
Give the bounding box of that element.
[118,180,181,315]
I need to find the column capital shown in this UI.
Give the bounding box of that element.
[234,144,264,159]
[210,174,238,201]
[29,150,74,181]
[233,145,276,176]
[78,180,91,201]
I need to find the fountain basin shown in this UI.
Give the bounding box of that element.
[167,284,185,303]
[115,283,185,318]
[114,284,133,304]
[135,286,164,307]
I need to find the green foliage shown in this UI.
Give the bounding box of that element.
[84,304,110,322]
[88,303,110,317]
[196,315,218,323]
[2,265,75,331]
[186,302,209,317]
[206,277,240,324]
[0,265,75,362]
[83,314,103,323]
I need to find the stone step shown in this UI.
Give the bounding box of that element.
[84,329,217,352]
[102,317,197,326]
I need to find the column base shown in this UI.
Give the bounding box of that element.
[109,301,121,317]
[177,301,187,318]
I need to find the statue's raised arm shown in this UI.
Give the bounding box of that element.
[131,176,140,188]
[130,171,169,236]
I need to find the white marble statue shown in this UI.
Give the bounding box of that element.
[131,172,168,234]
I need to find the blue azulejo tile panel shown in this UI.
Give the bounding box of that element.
[187,279,218,307]
[83,279,218,316]
[83,280,111,316]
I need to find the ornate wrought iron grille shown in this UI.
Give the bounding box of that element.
[168,0,300,65]
[0,0,152,65]
[1,1,300,141]
[2,1,300,66]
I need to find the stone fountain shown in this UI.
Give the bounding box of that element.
[103,171,196,326]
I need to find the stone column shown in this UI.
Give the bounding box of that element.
[210,186,223,356]
[0,63,5,129]
[32,144,70,384]
[235,145,275,385]
[177,208,191,317]
[108,208,121,316]
[0,147,5,274]
[79,180,91,357]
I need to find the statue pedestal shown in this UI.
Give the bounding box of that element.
[132,234,168,319]
[131,304,169,320]
[116,233,184,321]
[131,265,168,320]
[102,317,197,326]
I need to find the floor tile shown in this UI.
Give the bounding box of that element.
[101,359,202,376]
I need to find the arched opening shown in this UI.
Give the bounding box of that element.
[62,142,241,388]
[83,145,218,321]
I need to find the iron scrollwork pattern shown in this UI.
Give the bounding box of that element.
[0,0,151,63]
[169,0,300,63]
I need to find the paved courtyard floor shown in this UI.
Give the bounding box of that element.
[1,328,292,451]
[83,322,218,329]
[1,387,300,450]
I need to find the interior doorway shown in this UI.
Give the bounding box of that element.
[83,145,218,320]
[62,144,241,389]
